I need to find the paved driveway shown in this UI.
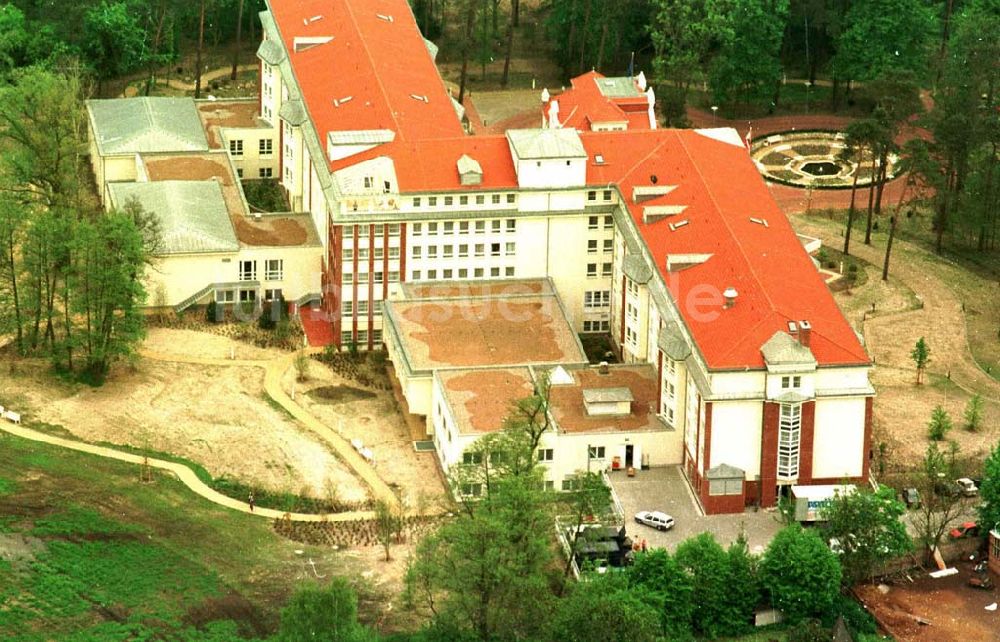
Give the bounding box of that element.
[608,465,782,554]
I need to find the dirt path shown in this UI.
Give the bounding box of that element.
[792,215,1000,404]
[139,347,403,510]
[165,64,258,92]
[0,421,372,522]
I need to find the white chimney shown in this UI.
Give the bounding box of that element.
[723,287,738,309]
[598,361,609,375]
[548,100,561,129]
[541,87,550,103]
[645,87,656,130]
[636,71,647,91]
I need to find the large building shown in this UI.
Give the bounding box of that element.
[85,0,874,514]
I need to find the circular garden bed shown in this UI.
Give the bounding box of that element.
[750,130,899,190]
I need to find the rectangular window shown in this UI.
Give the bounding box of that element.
[587,239,598,254]
[491,220,501,233]
[603,239,613,253]
[374,224,384,236]
[777,404,802,480]
[460,482,483,497]
[604,215,613,229]
[463,452,483,465]
[427,269,438,279]
[474,267,484,278]
[342,301,354,316]
[589,446,607,459]
[357,300,369,315]
[587,190,597,201]
[412,269,422,280]
[389,271,400,282]
[587,263,597,278]
[239,260,256,281]
[411,246,422,259]
[428,222,439,235]
[357,248,370,260]
[444,196,454,206]
[443,245,454,258]
[490,267,500,277]
[459,195,468,205]
[374,271,384,284]
[537,448,554,462]
[427,246,438,259]
[342,270,353,284]
[341,330,354,344]
[475,220,486,233]
[343,248,354,261]
[428,196,438,207]
[584,290,611,309]
[588,216,599,230]
[238,289,257,302]
[459,221,469,233]
[505,266,515,277]
[412,222,422,236]
[602,262,613,277]
[374,247,384,260]
[373,329,383,343]
[389,247,400,259]
[475,195,485,205]
[506,219,516,232]
[358,226,370,238]
[475,244,485,257]
[458,244,469,258]
[259,139,273,156]
[491,243,501,257]
[443,268,453,279]
[444,221,454,235]
[602,190,613,202]
[215,289,235,303]
[388,224,400,236]
[357,329,368,344]
[265,259,283,281]
[229,139,244,156]
[458,268,468,278]
[505,242,515,256]
[413,197,422,208]
[781,376,802,389]
[236,168,243,178]
[506,194,516,204]
[258,167,273,178]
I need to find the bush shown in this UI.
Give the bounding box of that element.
[927,405,952,441]
[278,578,376,642]
[675,533,751,638]
[833,594,876,634]
[205,300,221,324]
[964,394,983,431]
[625,549,694,640]
[786,619,829,642]
[759,525,841,624]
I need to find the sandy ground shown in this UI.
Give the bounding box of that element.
[856,569,1000,641]
[283,359,448,510]
[1,330,369,503]
[143,327,287,361]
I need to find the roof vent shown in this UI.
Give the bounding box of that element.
[303,15,323,25]
[594,153,605,165]
[598,361,609,375]
[650,174,658,184]
[376,13,394,22]
[723,287,738,309]
[333,96,353,107]
[668,220,689,232]
[750,217,769,227]
[293,36,333,53]
[787,321,798,335]
[410,94,429,103]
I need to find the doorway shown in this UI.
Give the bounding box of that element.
[625,444,634,468]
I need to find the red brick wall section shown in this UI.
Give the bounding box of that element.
[990,532,1000,577]
[331,226,343,347]
[399,224,407,283]
[656,351,663,411]
[862,396,874,482]
[703,492,745,515]
[699,402,713,506]
[382,225,390,302]
[352,225,358,346]
[760,402,779,508]
[367,224,375,350]
[799,401,816,483]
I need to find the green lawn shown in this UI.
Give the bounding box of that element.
[0,433,343,641]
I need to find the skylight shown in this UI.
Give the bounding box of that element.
[293,36,333,53]
[594,154,605,165]
[750,217,769,227]
[333,96,354,107]
[410,94,429,103]
[303,15,323,25]
[668,220,689,232]
[376,14,394,23]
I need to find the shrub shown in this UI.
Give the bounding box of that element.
[278,578,375,642]
[294,351,310,382]
[833,594,876,634]
[205,300,221,324]
[786,619,829,642]
[759,525,841,624]
[927,405,952,441]
[625,549,694,640]
[675,533,751,638]
[964,394,983,431]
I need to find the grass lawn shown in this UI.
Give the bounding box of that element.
[0,433,350,640]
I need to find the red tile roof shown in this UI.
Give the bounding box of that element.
[266,1,868,371]
[545,71,652,131]
[268,0,463,169]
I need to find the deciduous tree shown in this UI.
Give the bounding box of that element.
[758,525,841,623]
[821,484,912,584]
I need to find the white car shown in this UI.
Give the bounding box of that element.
[634,510,675,531]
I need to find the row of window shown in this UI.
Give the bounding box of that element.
[341,329,383,345]
[583,290,611,309]
[589,215,615,231]
[340,270,400,284]
[215,287,283,303]
[412,266,515,281]
[238,259,283,282]
[412,219,515,236]
[587,239,614,254]
[411,242,514,260]
[342,300,383,316]
[228,139,274,157]
[413,193,516,208]
[343,247,400,261]
[586,190,615,202]
[236,167,274,179]
[582,320,610,333]
[343,224,402,239]
[586,263,613,278]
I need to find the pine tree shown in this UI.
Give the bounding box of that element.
[910,337,931,384]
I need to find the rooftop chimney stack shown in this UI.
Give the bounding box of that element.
[723,287,738,309]
[787,321,798,336]
[798,320,812,347]
[598,361,610,375]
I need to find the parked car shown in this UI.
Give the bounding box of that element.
[634,510,675,531]
[949,521,980,539]
[956,478,979,497]
[901,487,921,509]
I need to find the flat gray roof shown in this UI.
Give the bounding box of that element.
[87,98,209,156]
[506,128,587,160]
[108,181,238,255]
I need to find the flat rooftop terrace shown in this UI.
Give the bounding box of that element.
[401,278,552,299]
[386,280,586,373]
[197,100,267,149]
[548,364,664,434]
[438,367,534,435]
[141,152,318,248]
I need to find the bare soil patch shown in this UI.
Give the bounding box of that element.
[143,327,286,361]
[307,385,377,404]
[856,568,1000,641]
[232,215,309,246]
[2,353,369,504]
[286,361,447,510]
